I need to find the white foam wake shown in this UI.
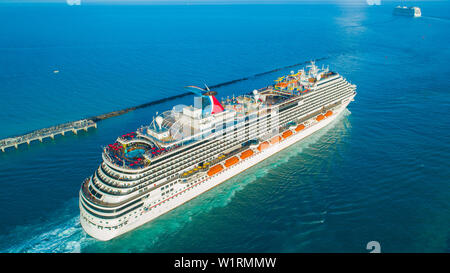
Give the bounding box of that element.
[1,199,95,253]
[5,216,88,253]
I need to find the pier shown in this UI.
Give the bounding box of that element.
[0,119,97,152]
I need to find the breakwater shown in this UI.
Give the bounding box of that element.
[89,57,329,122]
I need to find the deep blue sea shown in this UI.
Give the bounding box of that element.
[0,1,449,253]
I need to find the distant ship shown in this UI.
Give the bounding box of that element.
[79,62,357,241]
[393,6,421,17]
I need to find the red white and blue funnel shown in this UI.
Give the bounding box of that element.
[185,85,224,115]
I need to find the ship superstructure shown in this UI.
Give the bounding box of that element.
[393,6,422,17]
[79,62,357,241]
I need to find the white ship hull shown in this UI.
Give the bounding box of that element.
[80,95,354,241]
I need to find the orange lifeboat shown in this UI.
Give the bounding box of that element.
[257,141,270,152]
[316,115,325,122]
[224,156,239,168]
[325,110,333,117]
[295,124,305,132]
[282,130,293,139]
[240,149,254,160]
[270,135,282,144]
[207,164,224,177]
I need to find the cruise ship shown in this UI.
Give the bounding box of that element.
[79,62,357,241]
[393,6,422,17]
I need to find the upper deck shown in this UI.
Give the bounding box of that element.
[101,62,339,172]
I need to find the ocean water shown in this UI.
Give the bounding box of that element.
[0,1,449,253]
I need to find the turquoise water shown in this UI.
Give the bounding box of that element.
[0,2,449,252]
[125,148,145,159]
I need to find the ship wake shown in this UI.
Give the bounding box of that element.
[0,199,93,253]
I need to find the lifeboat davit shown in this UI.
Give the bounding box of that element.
[240,149,254,160]
[270,135,282,144]
[295,124,305,132]
[257,141,270,152]
[224,156,239,168]
[207,164,224,176]
[282,130,293,139]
